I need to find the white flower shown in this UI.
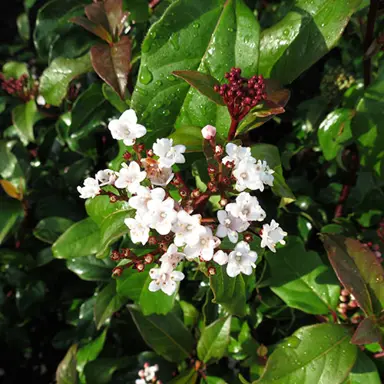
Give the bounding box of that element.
[226,192,266,222]
[36,95,46,106]
[145,196,177,235]
[172,210,205,247]
[135,380,146,384]
[216,210,249,243]
[213,250,229,265]
[227,241,257,277]
[222,143,254,167]
[152,138,186,169]
[115,162,146,193]
[160,244,185,269]
[201,125,216,140]
[124,215,150,245]
[184,226,220,261]
[141,158,174,186]
[137,363,159,383]
[95,169,117,186]
[261,219,287,252]
[129,186,165,213]
[108,109,146,146]
[257,160,274,187]
[233,159,264,191]
[149,265,184,296]
[77,177,100,199]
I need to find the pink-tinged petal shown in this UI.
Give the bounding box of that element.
[148,280,161,292]
[162,197,175,210]
[115,177,128,189]
[120,109,137,124]
[226,262,241,277]
[213,250,228,265]
[171,271,185,282]
[149,268,161,279]
[162,280,176,296]
[216,224,228,238]
[217,210,227,224]
[156,222,172,235]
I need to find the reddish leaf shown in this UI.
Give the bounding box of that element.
[351,317,383,345]
[70,16,112,43]
[85,2,110,33]
[264,79,291,108]
[104,0,128,39]
[321,234,384,316]
[91,36,131,99]
[172,70,225,106]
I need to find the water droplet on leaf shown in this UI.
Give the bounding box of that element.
[140,66,153,85]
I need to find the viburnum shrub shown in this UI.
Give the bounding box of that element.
[1,0,384,383]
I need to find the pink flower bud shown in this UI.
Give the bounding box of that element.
[201,125,216,140]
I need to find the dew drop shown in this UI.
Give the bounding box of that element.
[170,33,180,50]
[167,75,176,82]
[162,109,170,116]
[135,87,148,96]
[139,66,153,85]
[228,27,234,32]
[193,22,200,29]
[155,80,163,87]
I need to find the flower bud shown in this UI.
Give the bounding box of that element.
[144,253,154,264]
[110,195,118,203]
[123,151,132,160]
[136,263,145,272]
[148,236,157,245]
[257,345,268,357]
[112,267,123,278]
[208,266,216,275]
[111,250,120,261]
[201,125,216,140]
[215,145,223,156]
[244,233,253,243]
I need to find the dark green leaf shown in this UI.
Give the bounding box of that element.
[39,54,92,106]
[266,236,340,315]
[197,316,231,363]
[131,0,260,141]
[169,369,198,384]
[321,234,384,316]
[255,324,357,384]
[66,255,115,281]
[33,217,73,244]
[179,300,199,328]
[102,83,130,113]
[129,305,194,362]
[0,197,24,245]
[52,218,101,259]
[16,280,46,315]
[17,13,30,41]
[258,0,363,84]
[83,357,132,384]
[343,351,381,384]
[12,100,41,143]
[56,344,78,384]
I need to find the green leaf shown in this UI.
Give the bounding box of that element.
[77,329,107,376]
[102,83,129,113]
[12,100,41,143]
[169,369,199,384]
[131,0,260,141]
[172,70,224,105]
[351,317,383,346]
[169,126,204,152]
[343,351,381,384]
[179,300,199,328]
[321,234,384,316]
[52,218,101,259]
[33,217,73,244]
[83,357,132,384]
[0,197,24,245]
[197,315,231,363]
[94,281,126,330]
[266,236,340,315]
[2,61,29,79]
[318,109,354,160]
[117,268,177,316]
[209,264,247,317]
[56,344,78,384]
[258,0,363,84]
[90,36,131,99]
[17,13,30,41]
[129,305,194,362]
[39,54,92,106]
[66,256,115,281]
[255,324,357,384]
[86,195,128,226]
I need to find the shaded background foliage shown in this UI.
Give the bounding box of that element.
[0,0,383,383]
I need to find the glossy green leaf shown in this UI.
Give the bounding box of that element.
[197,315,231,363]
[117,268,177,315]
[129,305,194,362]
[255,324,357,384]
[2,61,29,79]
[17,13,30,41]
[321,234,384,316]
[102,83,129,113]
[343,351,381,384]
[39,54,92,106]
[52,218,101,259]
[179,300,199,328]
[131,0,260,141]
[83,357,132,384]
[56,344,78,384]
[0,197,24,245]
[258,0,363,84]
[33,217,73,244]
[210,264,247,317]
[169,369,198,384]
[266,236,340,315]
[318,109,354,160]
[12,100,41,143]
[169,125,204,152]
[86,195,128,226]
[351,317,383,345]
[66,256,115,281]
[94,281,126,330]
[0,141,18,179]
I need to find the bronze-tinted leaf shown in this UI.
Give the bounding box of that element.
[351,317,383,345]
[91,36,131,99]
[70,16,112,43]
[85,2,110,32]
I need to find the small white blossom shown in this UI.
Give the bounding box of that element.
[260,219,287,252]
[129,186,165,213]
[222,143,254,167]
[201,125,216,140]
[160,244,185,269]
[233,159,264,191]
[216,210,249,243]
[213,250,229,265]
[225,192,266,222]
[77,177,100,199]
[149,265,184,296]
[135,380,146,384]
[184,226,220,261]
[108,109,146,146]
[115,162,146,193]
[172,210,205,247]
[95,169,117,186]
[227,241,257,277]
[153,138,186,169]
[255,160,274,188]
[36,95,46,106]
[146,196,177,235]
[124,215,150,245]
[141,158,174,186]
[137,363,159,384]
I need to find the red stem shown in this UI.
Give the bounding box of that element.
[227,118,238,141]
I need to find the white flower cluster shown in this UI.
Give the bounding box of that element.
[136,363,160,384]
[77,111,288,296]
